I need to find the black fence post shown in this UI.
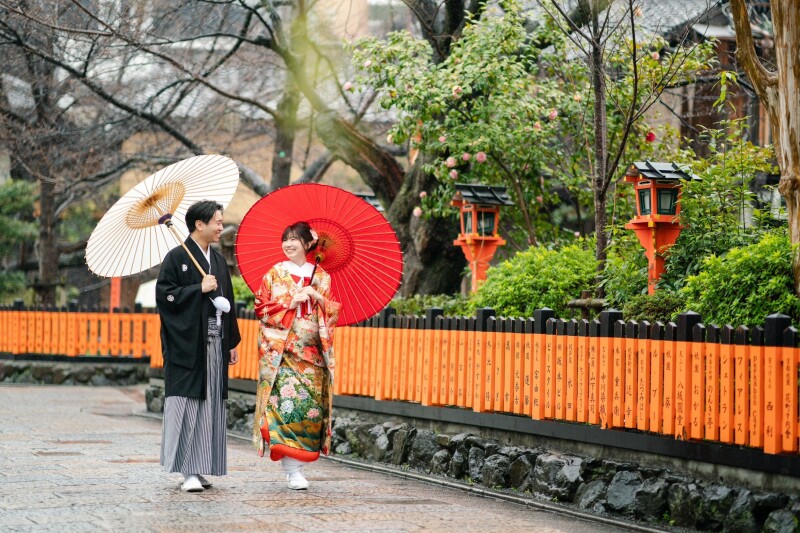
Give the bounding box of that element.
[382,307,398,328]
[676,311,702,342]
[706,324,720,344]
[764,313,792,346]
[783,326,798,348]
[693,323,706,343]
[476,308,495,332]
[533,308,554,334]
[599,309,622,337]
[639,320,651,340]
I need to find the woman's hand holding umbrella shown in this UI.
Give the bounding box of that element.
[289,290,312,310]
[300,285,323,304]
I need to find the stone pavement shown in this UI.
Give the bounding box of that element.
[0,386,635,532]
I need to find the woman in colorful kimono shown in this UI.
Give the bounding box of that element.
[252,221,340,490]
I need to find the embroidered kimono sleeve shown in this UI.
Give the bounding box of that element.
[317,275,340,330]
[253,268,294,329]
[315,270,340,370]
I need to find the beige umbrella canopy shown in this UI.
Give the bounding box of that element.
[86,155,240,278]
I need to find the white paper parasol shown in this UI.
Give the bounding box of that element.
[86,154,240,278]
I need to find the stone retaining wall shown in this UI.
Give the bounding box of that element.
[0,359,149,386]
[144,385,800,533]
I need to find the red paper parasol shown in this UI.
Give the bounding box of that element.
[235,183,403,326]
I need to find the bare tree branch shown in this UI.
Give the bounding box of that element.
[729,0,778,100]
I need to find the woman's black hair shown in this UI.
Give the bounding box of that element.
[185,200,223,233]
[282,221,318,252]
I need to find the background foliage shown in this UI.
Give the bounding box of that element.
[0,181,36,300]
[466,240,598,318]
[679,231,800,327]
[658,119,778,291]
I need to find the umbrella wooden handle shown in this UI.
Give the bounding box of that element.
[179,241,208,277]
[164,220,207,277]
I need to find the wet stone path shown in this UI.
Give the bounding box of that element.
[0,386,631,532]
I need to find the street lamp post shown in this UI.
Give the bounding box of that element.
[624,161,700,294]
[451,183,513,293]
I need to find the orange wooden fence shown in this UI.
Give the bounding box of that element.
[328,309,799,457]
[0,308,159,358]
[4,306,798,456]
[225,307,800,456]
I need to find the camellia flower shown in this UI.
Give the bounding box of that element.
[452,85,463,98]
[536,196,543,203]
[343,81,353,91]
[438,135,447,143]
[446,156,457,168]
[651,51,660,61]
[363,59,372,68]
[449,169,458,180]
[419,191,427,198]
[412,206,423,217]
[462,152,471,161]
[533,121,542,132]
[645,131,656,143]
[574,231,581,238]
[475,151,487,163]
[548,108,558,121]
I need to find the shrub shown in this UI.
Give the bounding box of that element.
[679,231,800,327]
[468,241,598,318]
[622,291,685,323]
[390,293,471,316]
[601,230,648,308]
[231,275,255,309]
[659,119,778,291]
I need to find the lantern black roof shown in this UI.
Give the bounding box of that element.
[454,183,514,206]
[629,161,701,182]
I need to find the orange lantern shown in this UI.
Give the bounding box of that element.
[624,161,700,294]
[451,183,513,292]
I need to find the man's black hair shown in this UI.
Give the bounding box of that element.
[185,200,223,233]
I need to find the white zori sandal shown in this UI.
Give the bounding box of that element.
[281,457,309,490]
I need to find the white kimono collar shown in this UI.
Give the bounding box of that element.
[281,261,314,279]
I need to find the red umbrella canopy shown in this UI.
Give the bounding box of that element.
[235,183,403,326]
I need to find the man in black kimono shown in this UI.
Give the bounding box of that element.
[156,200,241,492]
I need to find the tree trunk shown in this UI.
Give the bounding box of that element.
[387,156,466,296]
[312,110,404,209]
[591,36,609,297]
[772,1,800,294]
[271,84,300,190]
[36,178,58,305]
[731,0,800,294]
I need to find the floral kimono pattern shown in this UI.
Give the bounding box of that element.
[252,261,340,460]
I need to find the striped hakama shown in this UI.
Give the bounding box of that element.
[161,318,227,476]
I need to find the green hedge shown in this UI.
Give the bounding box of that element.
[468,241,598,318]
[680,231,800,327]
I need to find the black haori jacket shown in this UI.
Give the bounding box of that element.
[156,237,241,399]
